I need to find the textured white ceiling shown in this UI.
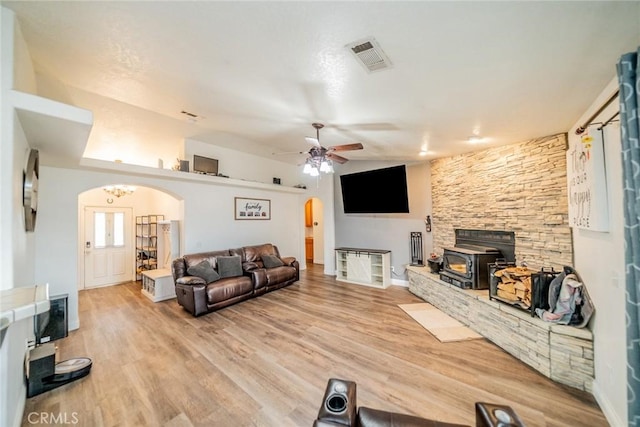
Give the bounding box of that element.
[3,1,640,167]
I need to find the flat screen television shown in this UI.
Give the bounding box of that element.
[340,165,410,214]
[193,155,219,175]
[35,294,68,345]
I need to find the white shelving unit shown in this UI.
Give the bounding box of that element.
[135,214,164,280]
[335,248,391,289]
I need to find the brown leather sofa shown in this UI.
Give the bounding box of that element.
[314,378,525,427]
[172,243,299,316]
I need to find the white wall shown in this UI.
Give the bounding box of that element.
[569,78,626,426]
[35,163,309,332]
[1,9,40,427]
[334,160,432,281]
[78,186,181,221]
[300,173,336,275]
[77,186,182,288]
[11,117,36,287]
[0,7,14,291]
[182,138,339,272]
[184,138,303,187]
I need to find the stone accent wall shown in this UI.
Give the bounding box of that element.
[430,134,572,270]
[408,267,594,392]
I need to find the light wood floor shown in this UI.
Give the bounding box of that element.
[22,264,607,427]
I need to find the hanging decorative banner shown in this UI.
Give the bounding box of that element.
[566,128,609,231]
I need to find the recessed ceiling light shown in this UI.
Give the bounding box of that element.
[468,135,484,143]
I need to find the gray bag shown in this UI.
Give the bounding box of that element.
[536,266,594,328]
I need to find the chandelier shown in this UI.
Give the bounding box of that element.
[294,122,362,176]
[103,185,136,198]
[303,157,334,176]
[302,146,334,176]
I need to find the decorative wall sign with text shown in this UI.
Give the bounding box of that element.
[234,197,271,220]
[566,128,609,231]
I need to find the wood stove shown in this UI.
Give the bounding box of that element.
[439,229,515,290]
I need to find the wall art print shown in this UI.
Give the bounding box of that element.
[566,128,609,231]
[234,197,271,220]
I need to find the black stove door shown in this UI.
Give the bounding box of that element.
[443,251,472,279]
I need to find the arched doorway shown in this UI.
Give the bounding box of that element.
[304,197,324,266]
[78,185,181,290]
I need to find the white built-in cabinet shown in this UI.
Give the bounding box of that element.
[141,268,176,302]
[335,248,391,289]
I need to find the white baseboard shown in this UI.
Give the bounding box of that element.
[391,278,409,287]
[592,380,625,427]
[13,390,25,427]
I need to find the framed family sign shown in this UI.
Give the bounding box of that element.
[235,197,271,220]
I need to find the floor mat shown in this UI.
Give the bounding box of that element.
[398,303,483,342]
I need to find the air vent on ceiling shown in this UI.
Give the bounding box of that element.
[181,110,203,123]
[346,37,392,73]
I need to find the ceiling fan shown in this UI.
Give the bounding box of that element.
[300,123,363,175]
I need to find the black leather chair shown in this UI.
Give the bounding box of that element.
[313,378,525,427]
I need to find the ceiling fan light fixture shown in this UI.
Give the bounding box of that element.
[320,159,331,173]
[299,122,363,175]
[303,160,313,174]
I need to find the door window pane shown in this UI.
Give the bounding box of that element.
[94,212,106,248]
[94,211,125,248]
[113,213,124,247]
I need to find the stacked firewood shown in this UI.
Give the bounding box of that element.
[493,267,537,307]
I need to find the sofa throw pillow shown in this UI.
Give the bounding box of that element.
[262,254,284,268]
[187,260,220,283]
[217,255,243,278]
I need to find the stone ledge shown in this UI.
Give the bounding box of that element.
[407,267,594,392]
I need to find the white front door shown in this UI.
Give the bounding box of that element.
[84,207,133,288]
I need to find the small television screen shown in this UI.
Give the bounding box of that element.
[340,165,410,214]
[35,295,68,345]
[193,155,219,175]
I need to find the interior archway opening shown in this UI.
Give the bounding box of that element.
[78,184,182,290]
[304,197,325,267]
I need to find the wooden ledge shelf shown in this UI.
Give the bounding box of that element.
[0,284,50,344]
[79,158,307,194]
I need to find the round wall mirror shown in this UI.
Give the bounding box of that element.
[23,148,39,232]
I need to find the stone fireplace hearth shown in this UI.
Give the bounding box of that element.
[430,134,572,271]
[419,133,590,390]
[407,266,594,392]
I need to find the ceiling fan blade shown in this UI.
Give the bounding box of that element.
[328,143,363,152]
[305,136,320,146]
[327,153,349,164]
